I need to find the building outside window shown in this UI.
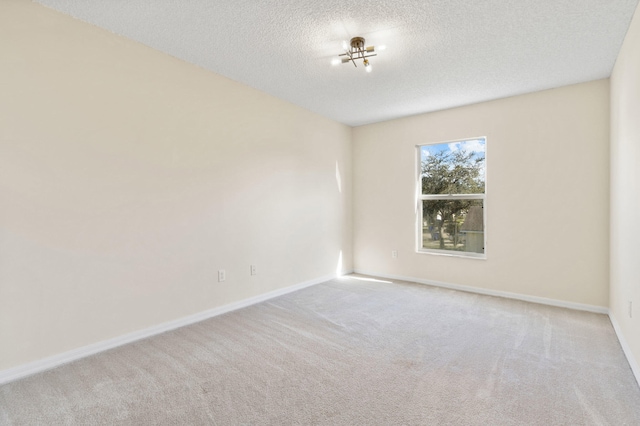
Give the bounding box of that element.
[417,137,486,258]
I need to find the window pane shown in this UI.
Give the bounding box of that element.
[422,199,484,254]
[421,139,485,195]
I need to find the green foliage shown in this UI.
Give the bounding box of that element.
[421,150,484,195]
[422,150,484,248]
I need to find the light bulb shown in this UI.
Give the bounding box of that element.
[331,58,341,66]
[364,59,372,72]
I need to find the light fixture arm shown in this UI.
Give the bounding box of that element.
[338,37,377,68]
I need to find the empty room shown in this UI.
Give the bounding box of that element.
[1,0,640,424]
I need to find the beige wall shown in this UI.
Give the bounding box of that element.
[0,1,352,370]
[0,0,627,376]
[353,80,610,307]
[610,3,640,375]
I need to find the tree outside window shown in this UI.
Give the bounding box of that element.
[418,138,486,257]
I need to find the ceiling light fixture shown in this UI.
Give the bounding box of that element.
[339,37,377,71]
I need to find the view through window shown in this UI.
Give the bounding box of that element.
[418,138,486,257]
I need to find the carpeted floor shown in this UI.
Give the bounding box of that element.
[1,274,639,425]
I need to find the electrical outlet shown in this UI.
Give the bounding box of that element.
[218,269,226,282]
[391,250,398,259]
[250,265,257,275]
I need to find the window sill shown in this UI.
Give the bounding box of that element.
[416,249,486,260]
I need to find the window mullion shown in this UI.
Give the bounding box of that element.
[419,194,485,201]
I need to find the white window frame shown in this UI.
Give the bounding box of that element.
[415,137,487,259]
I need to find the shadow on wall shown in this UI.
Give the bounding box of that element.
[336,161,343,275]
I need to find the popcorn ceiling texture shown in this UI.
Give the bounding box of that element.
[35,0,639,126]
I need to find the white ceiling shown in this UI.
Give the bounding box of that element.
[36,0,639,126]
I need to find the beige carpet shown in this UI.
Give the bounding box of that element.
[1,274,639,425]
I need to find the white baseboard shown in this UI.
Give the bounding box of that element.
[0,272,346,386]
[352,269,609,314]
[351,270,640,387]
[608,313,640,388]
[4,269,622,387]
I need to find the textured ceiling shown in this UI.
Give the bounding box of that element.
[36,0,639,126]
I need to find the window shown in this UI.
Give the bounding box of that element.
[417,137,486,258]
